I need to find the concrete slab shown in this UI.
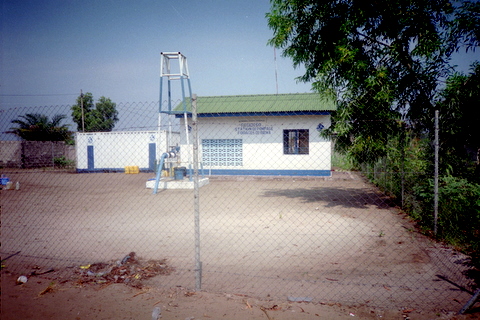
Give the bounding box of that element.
[145,177,209,190]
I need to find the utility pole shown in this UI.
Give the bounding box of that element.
[80,90,85,132]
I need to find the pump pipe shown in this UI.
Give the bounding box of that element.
[153,151,176,194]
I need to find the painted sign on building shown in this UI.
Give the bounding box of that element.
[234,121,273,135]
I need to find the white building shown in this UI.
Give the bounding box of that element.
[75,130,179,172]
[173,93,336,177]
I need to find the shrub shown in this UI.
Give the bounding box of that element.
[414,176,480,252]
[53,156,75,168]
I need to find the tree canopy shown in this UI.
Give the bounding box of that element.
[9,113,72,142]
[436,63,480,181]
[71,93,119,132]
[267,0,479,165]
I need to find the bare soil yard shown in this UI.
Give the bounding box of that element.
[1,170,478,319]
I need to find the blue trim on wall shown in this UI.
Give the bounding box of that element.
[76,168,154,173]
[75,168,331,176]
[175,111,331,118]
[203,169,331,177]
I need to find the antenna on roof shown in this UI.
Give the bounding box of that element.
[274,48,279,95]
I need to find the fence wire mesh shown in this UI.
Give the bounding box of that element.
[1,100,478,314]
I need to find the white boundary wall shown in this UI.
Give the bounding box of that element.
[75,130,179,172]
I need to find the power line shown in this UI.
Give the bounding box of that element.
[0,94,78,97]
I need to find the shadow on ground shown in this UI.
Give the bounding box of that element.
[261,187,396,209]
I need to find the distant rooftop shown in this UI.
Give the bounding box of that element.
[167,93,337,115]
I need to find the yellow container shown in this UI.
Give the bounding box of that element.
[125,166,139,174]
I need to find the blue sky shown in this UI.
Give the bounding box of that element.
[1,0,312,109]
[0,0,478,138]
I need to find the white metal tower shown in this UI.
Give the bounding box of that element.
[159,52,192,147]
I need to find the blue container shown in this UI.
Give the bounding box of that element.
[0,177,10,185]
[174,167,186,180]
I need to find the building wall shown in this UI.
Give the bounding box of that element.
[179,115,332,176]
[75,131,180,172]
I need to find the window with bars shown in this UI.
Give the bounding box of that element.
[283,129,309,154]
[202,139,243,166]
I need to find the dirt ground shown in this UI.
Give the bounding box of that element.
[1,169,479,319]
[2,272,478,320]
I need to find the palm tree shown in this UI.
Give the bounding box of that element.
[9,113,73,142]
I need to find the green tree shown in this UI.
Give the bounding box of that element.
[71,93,119,132]
[267,0,479,164]
[9,113,72,142]
[267,0,480,256]
[435,63,480,182]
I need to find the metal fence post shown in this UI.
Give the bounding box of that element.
[434,110,439,236]
[400,125,406,208]
[192,93,202,290]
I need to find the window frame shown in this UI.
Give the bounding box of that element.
[283,129,309,155]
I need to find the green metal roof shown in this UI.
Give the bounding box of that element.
[169,93,337,114]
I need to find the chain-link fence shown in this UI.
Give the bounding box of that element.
[1,98,478,313]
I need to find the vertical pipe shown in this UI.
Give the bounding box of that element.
[153,153,168,195]
[167,80,172,150]
[434,110,439,236]
[181,77,190,147]
[167,80,172,113]
[159,73,163,114]
[158,71,164,158]
[192,94,202,290]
